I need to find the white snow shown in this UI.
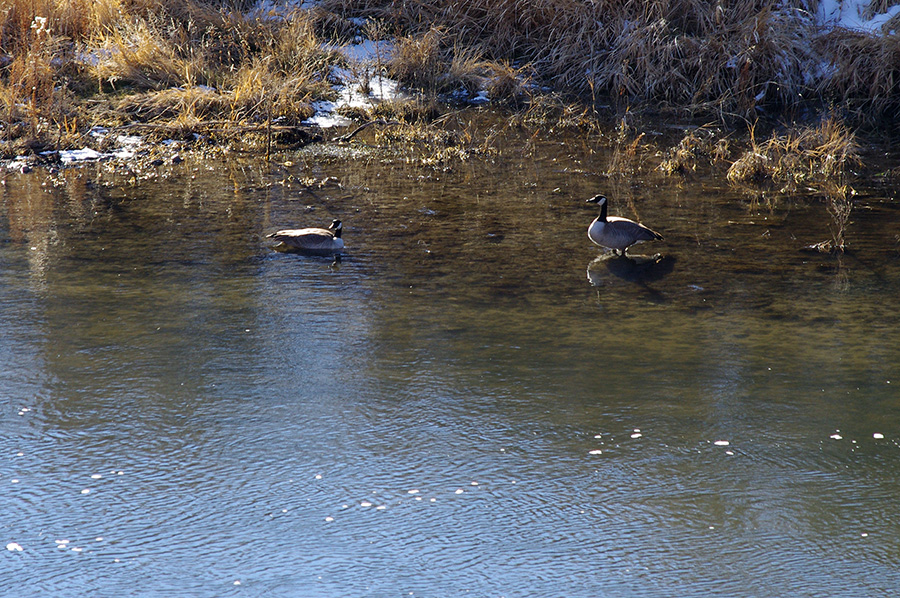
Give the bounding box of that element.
[304,101,354,128]
[59,148,104,163]
[817,0,900,34]
[49,127,144,165]
[303,37,406,128]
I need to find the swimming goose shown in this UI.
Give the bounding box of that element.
[586,195,662,255]
[267,219,344,252]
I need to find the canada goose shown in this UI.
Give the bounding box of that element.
[267,219,344,253]
[586,195,662,255]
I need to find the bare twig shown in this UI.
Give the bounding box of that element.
[336,119,403,142]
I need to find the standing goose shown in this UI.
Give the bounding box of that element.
[586,195,662,255]
[267,219,344,253]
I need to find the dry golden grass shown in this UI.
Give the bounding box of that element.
[331,0,900,123]
[826,184,855,253]
[114,87,229,122]
[605,113,652,177]
[726,117,861,186]
[88,20,199,91]
[509,94,602,131]
[659,127,731,175]
[0,1,345,157]
[369,97,443,123]
[801,182,857,254]
[389,27,446,93]
[2,0,900,165]
[813,29,900,119]
[0,0,124,50]
[335,0,825,117]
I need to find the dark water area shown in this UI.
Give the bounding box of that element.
[2,126,900,597]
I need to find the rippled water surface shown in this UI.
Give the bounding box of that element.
[2,130,900,597]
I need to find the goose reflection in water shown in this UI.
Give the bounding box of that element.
[587,252,676,287]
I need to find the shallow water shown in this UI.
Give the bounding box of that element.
[2,129,900,597]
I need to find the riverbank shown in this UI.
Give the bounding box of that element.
[1,0,895,190]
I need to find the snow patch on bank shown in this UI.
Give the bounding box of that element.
[306,73,402,127]
[245,3,409,127]
[304,39,403,128]
[817,0,900,33]
[7,127,146,171]
[57,127,143,164]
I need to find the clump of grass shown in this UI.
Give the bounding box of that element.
[388,26,531,105]
[332,97,443,137]
[369,97,443,123]
[607,114,650,177]
[389,27,446,93]
[88,19,201,91]
[227,57,322,124]
[802,182,856,254]
[445,46,490,99]
[374,121,458,147]
[89,8,334,121]
[372,120,472,168]
[482,60,530,105]
[113,86,231,122]
[659,127,731,175]
[726,116,861,187]
[509,93,602,131]
[826,184,855,253]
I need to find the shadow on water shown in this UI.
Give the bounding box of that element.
[270,243,344,267]
[586,252,677,302]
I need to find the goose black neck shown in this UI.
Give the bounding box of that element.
[598,199,608,221]
[334,226,342,238]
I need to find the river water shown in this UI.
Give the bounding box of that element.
[2,128,900,597]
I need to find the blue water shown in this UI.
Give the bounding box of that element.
[2,145,900,597]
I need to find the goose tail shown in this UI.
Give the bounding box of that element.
[635,224,663,242]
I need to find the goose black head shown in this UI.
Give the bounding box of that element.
[329,219,343,237]
[586,194,608,220]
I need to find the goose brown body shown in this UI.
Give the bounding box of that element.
[586,195,662,254]
[267,219,344,252]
